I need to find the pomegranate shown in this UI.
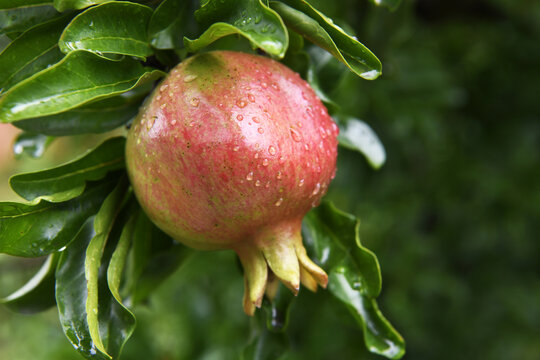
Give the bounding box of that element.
[125,51,338,315]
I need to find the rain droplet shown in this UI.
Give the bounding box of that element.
[298,179,305,187]
[319,126,327,138]
[189,98,199,107]
[156,95,162,101]
[160,84,169,92]
[276,171,282,180]
[248,94,255,102]
[261,82,268,89]
[304,143,310,151]
[268,145,276,155]
[232,145,240,152]
[253,116,260,123]
[278,156,285,164]
[246,172,254,181]
[265,181,270,188]
[258,127,264,134]
[171,119,177,125]
[297,121,303,128]
[332,122,339,134]
[262,158,269,166]
[254,152,259,159]
[236,99,247,108]
[147,116,156,130]
[312,183,321,196]
[302,91,309,100]
[255,180,261,187]
[236,114,244,121]
[160,103,167,109]
[274,198,283,206]
[184,74,198,82]
[290,128,302,142]
[189,121,195,127]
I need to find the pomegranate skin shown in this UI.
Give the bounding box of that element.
[126,51,338,314]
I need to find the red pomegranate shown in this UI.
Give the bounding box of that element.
[126,51,338,314]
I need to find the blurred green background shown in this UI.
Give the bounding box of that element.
[1,0,539,359]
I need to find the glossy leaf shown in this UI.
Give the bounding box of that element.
[13,88,148,135]
[0,5,60,35]
[185,0,288,58]
[329,270,405,359]
[124,207,192,306]
[0,1,52,9]
[302,202,405,359]
[56,220,110,360]
[333,114,386,169]
[10,137,126,203]
[369,0,402,11]
[53,0,107,12]
[12,131,54,158]
[85,177,128,358]
[303,202,381,298]
[243,316,290,360]
[148,0,196,50]
[0,253,59,314]
[59,2,153,59]
[271,0,382,80]
[0,50,164,123]
[262,283,294,332]
[0,16,68,93]
[0,175,119,257]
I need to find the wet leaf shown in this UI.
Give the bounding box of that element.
[148,0,198,50]
[53,0,107,12]
[0,174,119,257]
[185,0,288,58]
[0,50,164,123]
[10,137,126,203]
[12,131,54,158]
[333,114,386,169]
[59,2,153,59]
[271,0,382,80]
[0,253,59,314]
[329,270,405,359]
[0,4,60,35]
[0,16,68,93]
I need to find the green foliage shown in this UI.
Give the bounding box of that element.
[0,1,412,359]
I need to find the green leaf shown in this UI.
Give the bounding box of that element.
[0,4,60,35]
[0,16,68,93]
[56,219,110,360]
[243,318,290,360]
[0,174,119,257]
[53,0,107,12]
[13,88,147,135]
[148,0,196,50]
[333,114,386,169]
[0,50,164,123]
[85,177,128,358]
[12,131,54,158]
[10,137,126,203]
[369,0,402,11]
[303,202,381,297]
[271,0,382,80]
[185,0,289,58]
[124,207,192,305]
[59,2,154,59]
[0,1,52,10]
[302,202,405,359]
[262,283,294,332]
[0,253,59,314]
[329,270,405,359]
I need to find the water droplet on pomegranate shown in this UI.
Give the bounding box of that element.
[160,84,169,92]
[274,198,283,207]
[271,83,279,90]
[236,114,244,121]
[278,156,285,164]
[255,180,261,187]
[236,99,247,108]
[297,121,303,128]
[258,127,264,134]
[298,179,305,187]
[319,126,327,138]
[290,128,302,142]
[160,103,167,109]
[246,172,254,181]
[261,82,268,89]
[147,116,156,130]
[190,98,200,107]
[248,94,255,102]
[265,181,270,188]
[233,146,240,152]
[253,116,260,123]
[262,158,269,166]
[156,95,162,101]
[184,74,198,82]
[171,119,177,125]
[302,91,308,100]
[276,171,282,180]
[268,145,276,155]
[331,122,339,134]
[312,183,321,196]
[254,152,259,159]
[189,121,195,127]
[304,143,310,151]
